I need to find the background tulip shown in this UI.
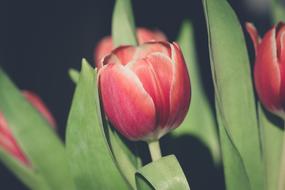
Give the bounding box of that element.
[94,28,167,66]
[246,22,285,119]
[98,41,191,142]
[0,113,30,165]
[0,91,56,166]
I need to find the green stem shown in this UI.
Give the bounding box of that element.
[278,120,285,190]
[147,140,162,161]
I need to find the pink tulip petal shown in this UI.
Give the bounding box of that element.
[22,91,56,128]
[280,64,285,113]
[276,23,285,64]
[168,43,191,130]
[95,28,168,68]
[0,113,29,166]
[137,28,167,44]
[246,22,261,55]
[99,63,156,141]
[0,133,29,166]
[94,37,114,68]
[136,42,171,60]
[254,26,281,112]
[277,24,285,111]
[111,46,137,65]
[131,53,173,128]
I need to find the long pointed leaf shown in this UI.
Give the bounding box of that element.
[202,0,264,189]
[107,126,141,188]
[112,0,137,46]
[216,103,251,190]
[66,60,131,189]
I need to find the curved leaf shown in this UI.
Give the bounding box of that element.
[0,68,76,190]
[107,126,142,189]
[202,0,264,189]
[136,155,190,190]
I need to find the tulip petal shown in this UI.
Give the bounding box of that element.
[254,26,281,112]
[0,113,29,165]
[281,64,285,114]
[94,37,114,68]
[168,43,191,130]
[95,29,168,68]
[137,28,167,44]
[99,63,156,141]
[136,42,171,60]
[277,24,285,112]
[111,46,137,65]
[0,133,28,165]
[276,23,285,64]
[246,22,260,55]
[131,53,173,129]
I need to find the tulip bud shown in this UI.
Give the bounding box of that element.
[246,22,285,119]
[94,28,167,66]
[98,41,191,141]
[0,91,56,166]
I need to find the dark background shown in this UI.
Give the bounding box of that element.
[0,0,271,189]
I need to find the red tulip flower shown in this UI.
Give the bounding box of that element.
[0,91,56,166]
[98,41,191,142]
[246,22,285,119]
[94,28,167,65]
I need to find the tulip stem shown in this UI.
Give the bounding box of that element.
[148,140,162,161]
[278,120,285,190]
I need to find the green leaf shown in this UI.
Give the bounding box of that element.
[0,68,76,190]
[66,59,131,190]
[68,68,80,84]
[216,104,251,190]
[258,104,283,190]
[112,0,137,47]
[107,126,142,189]
[202,0,264,189]
[136,155,190,190]
[68,67,140,187]
[172,20,220,165]
[271,0,285,23]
